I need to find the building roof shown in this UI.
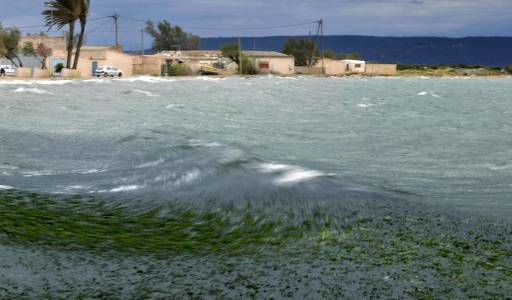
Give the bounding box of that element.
[242,51,292,58]
[81,45,119,51]
[341,59,366,64]
[157,51,221,58]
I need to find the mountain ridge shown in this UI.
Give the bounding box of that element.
[199,35,512,66]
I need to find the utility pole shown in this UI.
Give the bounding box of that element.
[320,19,325,75]
[238,37,243,75]
[141,29,145,75]
[111,13,120,48]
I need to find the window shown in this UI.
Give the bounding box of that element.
[355,64,361,68]
[259,62,270,69]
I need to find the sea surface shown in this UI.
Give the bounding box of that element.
[0,76,511,298]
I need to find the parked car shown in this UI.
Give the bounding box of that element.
[0,65,16,76]
[95,66,123,77]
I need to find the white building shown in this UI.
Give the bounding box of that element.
[342,60,366,73]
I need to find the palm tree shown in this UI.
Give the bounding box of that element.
[72,0,90,69]
[43,0,82,69]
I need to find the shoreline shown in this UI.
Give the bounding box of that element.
[1,73,512,82]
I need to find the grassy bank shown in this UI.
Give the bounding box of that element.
[0,190,511,298]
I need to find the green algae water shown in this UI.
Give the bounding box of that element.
[0,76,511,298]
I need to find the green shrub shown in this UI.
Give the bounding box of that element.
[54,63,64,73]
[239,56,258,75]
[161,63,194,76]
[505,65,512,74]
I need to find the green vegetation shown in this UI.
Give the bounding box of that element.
[146,20,200,52]
[338,51,362,60]
[323,49,337,59]
[220,43,257,74]
[162,63,194,76]
[397,64,512,76]
[43,0,90,69]
[239,55,257,75]
[282,38,316,66]
[506,65,512,74]
[282,39,362,66]
[22,41,53,69]
[0,24,5,58]
[0,191,301,254]
[221,42,241,65]
[324,50,362,60]
[0,24,23,67]
[55,62,64,73]
[0,190,511,297]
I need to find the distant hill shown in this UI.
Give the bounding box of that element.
[199,36,512,66]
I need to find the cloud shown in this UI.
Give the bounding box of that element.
[1,0,511,49]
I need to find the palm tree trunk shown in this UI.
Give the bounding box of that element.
[15,54,23,68]
[66,22,75,69]
[72,19,86,69]
[5,55,18,68]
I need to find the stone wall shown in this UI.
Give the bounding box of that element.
[366,64,398,76]
[62,68,82,78]
[16,68,32,78]
[133,56,163,76]
[295,66,323,75]
[32,68,50,78]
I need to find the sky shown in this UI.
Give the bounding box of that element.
[1,0,511,50]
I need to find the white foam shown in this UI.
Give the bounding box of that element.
[109,185,141,192]
[193,76,226,81]
[78,169,103,174]
[165,104,186,109]
[0,79,73,85]
[485,163,512,171]
[275,169,324,185]
[259,163,291,173]
[417,91,441,98]
[258,163,325,185]
[13,87,53,95]
[357,103,374,108]
[131,89,157,97]
[0,165,19,170]
[0,185,13,190]
[22,170,56,177]
[174,169,201,186]
[119,76,176,83]
[135,158,165,169]
[82,78,110,84]
[34,80,74,85]
[65,185,88,190]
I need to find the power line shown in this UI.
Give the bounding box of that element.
[181,21,318,31]
[117,15,317,31]
[86,19,113,34]
[119,15,146,24]
[13,16,111,30]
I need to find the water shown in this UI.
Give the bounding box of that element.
[0,76,511,298]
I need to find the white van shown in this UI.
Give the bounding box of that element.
[95,66,123,77]
[0,65,16,76]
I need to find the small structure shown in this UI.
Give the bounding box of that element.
[134,50,295,76]
[20,35,66,53]
[312,58,396,76]
[134,50,227,76]
[242,51,295,75]
[342,60,366,73]
[312,59,366,75]
[49,45,134,78]
[365,64,398,76]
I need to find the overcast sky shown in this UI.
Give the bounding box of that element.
[1,0,511,49]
